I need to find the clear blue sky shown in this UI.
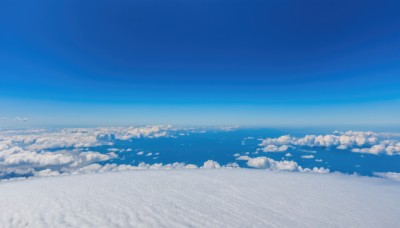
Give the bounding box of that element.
[0,0,399,127]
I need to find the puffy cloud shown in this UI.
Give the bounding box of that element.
[246,157,272,169]
[246,157,299,171]
[262,145,289,152]
[374,172,400,182]
[246,156,328,174]
[14,117,28,122]
[202,160,221,169]
[299,167,330,174]
[236,155,251,161]
[0,126,174,179]
[259,131,400,156]
[0,146,115,178]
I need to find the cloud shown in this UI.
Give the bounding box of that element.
[259,131,400,156]
[236,155,251,161]
[0,145,115,178]
[374,172,400,182]
[301,155,315,159]
[262,145,289,152]
[246,157,299,171]
[299,167,330,174]
[201,160,221,169]
[0,126,174,179]
[245,156,327,174]
[1,169,399,227]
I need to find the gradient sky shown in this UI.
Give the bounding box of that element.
[0,0,399,127]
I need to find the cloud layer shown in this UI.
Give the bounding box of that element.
[0,126,172,179]
[1,170,399,227]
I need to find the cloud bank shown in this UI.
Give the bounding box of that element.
[259,131,400,155]
[236,156,329,174]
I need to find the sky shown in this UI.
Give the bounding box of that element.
[0,0,399,127]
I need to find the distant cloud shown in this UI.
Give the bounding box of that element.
[0,126,173,179]
[246,157,299,171]
[301,155,315,159]
[236,155,251,161]
[374,172,400,182]
[262,145,289,152]
[259,131,400,156]
[0,167,398,228]
[201,160,221,169]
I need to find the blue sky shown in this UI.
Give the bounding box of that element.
[0,0,399,127]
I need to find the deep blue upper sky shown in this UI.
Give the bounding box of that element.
[0,0,399,126]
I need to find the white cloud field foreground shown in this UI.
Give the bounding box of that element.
[259,130,400,155]
[0,169,399,227]
[1,127,400,227]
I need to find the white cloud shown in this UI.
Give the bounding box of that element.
[262,145,289,152]
[246,157,299,171]
[14,117,28,122]
[201,160,221,169]
[374,172,400,182]
[299,167,330,174]
[0,126,174,179]
[245,156,328,174]
[236,155,251,161]
[301,155,315,159]
[259,131,400,156]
